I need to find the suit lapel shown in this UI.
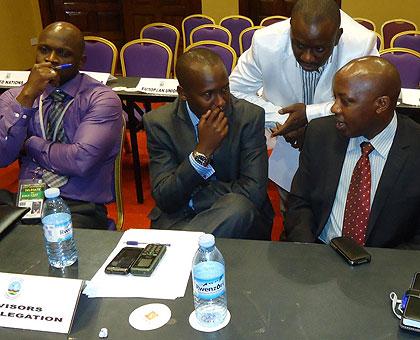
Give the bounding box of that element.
[319,131,349,228]
[366,117,410,239]
[175,99,198,156]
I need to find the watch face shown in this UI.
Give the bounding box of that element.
[193,152,209,166]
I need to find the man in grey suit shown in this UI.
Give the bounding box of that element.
[284,56,420,249]
[143,49,274,239]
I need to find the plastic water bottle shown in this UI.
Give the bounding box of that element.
[192,234,227,327]
[41,188,78,268]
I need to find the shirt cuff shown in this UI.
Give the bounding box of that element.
[10,99,36,127]
[189,152,215,180]
[305,101,333,122]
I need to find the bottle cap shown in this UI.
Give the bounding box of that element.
[199,234,215,248]
[44,187,60,198]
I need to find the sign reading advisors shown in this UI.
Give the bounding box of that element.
[0,272,83,334]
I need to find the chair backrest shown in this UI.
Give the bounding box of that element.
[114,117,126,231]
[260,15,288,26]
[219,15,254,57]
[374,31,384,51]
[185,40,237,74]
[391,30,420,54]
[380,48,420,88]
[140,22,180,75]
[190,24,232,46]
[182,14,215,51]
[354,17,376,32]
[120,39,172,78]
[239,26,263,55]
[381,19,418,49]
[82,36,118,75]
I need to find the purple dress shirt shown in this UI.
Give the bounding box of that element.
[0,73,122,204]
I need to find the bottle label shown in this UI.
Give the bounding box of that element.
[42,214,73,243]
[193,261,225,300]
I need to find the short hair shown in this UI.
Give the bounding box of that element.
[292,0,340,27]
[176,48,226,88]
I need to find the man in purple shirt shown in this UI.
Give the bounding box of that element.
[0,22,122,229]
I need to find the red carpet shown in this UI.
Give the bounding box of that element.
[0,130,283,240]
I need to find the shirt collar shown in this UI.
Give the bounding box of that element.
[185,101,200,127]
[348,112,397,159]
[43,72,82,100]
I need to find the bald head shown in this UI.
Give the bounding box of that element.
[292,0,340,28]
[40,22,85,58]
[338,56,401,107]
[176,48,227,91]
[332,56,401,139]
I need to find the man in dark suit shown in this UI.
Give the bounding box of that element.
[143,49,274,239]
[284,56,420,249]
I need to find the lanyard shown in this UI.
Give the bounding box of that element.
[38,93,75,141]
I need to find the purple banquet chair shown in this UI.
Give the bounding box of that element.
[381,19,418,49]
[120,39,172,79]
[185,40,237,75]
[219,15,253,57]
[374,31,384,51]
[380,48,420,89]
[82,36,118,74]
[391,30,420,54]
[239,26,263,55]
[354,18,376,32]
[140,23,180,75]
[182,14,215,51]
[190,24,232,46]
[260,16,289,27]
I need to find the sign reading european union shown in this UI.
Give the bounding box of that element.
[136,78,179,95]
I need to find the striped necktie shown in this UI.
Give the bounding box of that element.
[42,90,69,188]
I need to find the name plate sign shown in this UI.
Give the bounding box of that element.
[0,272,83,334]
[0,71,30,87]
[81,71,110,84]
[136,78,179,95]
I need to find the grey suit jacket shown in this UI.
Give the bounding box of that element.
[285,115,420,249]
[143,95,274,231]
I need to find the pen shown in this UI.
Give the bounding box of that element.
[125,241,171,247]
[53,63,73,70]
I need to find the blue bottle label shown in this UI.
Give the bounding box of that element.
[42,213,73,243]
[193,261,225,300]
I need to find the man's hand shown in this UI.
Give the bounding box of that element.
[16,62,59,108]
[271,103,307,137]
[196,107,228,157]
[283,126,306,150]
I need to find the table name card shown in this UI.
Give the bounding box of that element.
[81,71,111,84]
[0,272,83,334]
[0,71,30,87]
[136,78,179,95]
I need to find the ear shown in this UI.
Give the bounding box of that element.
[375,96,391,114]
[177,85,187,101]
[335,28,343,46]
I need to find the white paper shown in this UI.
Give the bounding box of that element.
[268,137,300,191]
[401,88,420,106]
[80,71,110,84]
[0,272,83,334]
[83,229,203,299]
[136,78,179,95]
[0,71,30,87]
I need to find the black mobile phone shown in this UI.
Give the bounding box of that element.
[330,236,371,266]
[400,272,420,332]
[105,247,143,275]
[130,244,167,277]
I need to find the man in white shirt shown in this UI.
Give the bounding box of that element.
[229,0,378,211]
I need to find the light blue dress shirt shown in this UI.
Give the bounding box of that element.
[319,113,397,243]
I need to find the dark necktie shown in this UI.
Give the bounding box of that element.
[42,90,69,188]
[342,142,375,245]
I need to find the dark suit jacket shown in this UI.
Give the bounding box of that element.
[143,95,274,234]
[285,114,420,249]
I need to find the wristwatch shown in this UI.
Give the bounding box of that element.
[193,150,210,167]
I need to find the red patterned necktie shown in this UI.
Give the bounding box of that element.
[342,142,374,245]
